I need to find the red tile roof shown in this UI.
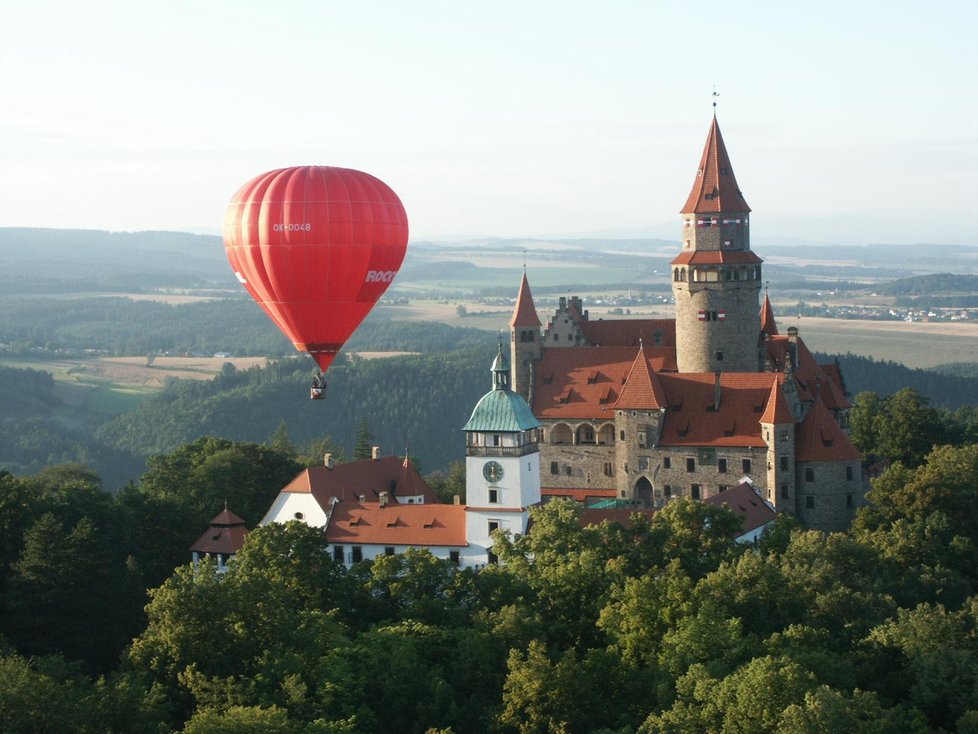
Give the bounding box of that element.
[658,372,774,447]
[795,397,861,462]
[703,482,776,535]
[681,116,751,214]
[510,272,541,327]
[614,346,668,410]
[765,336,850,410]
[671,250,763,266]
[533,346,675,420]
[578,319,676,347]
[324,502,467,547]
[759,378,794,425]
[281,455,439,507]
[760,294,778,337]
[190,508,248,555]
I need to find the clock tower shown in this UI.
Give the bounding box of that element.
[462,343,542,563]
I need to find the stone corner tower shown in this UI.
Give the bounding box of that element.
[672,114,763,373]
[509,271,542,401]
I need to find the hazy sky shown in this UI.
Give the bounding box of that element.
[2,1,976,245]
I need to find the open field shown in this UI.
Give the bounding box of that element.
[779,317,978,369]
[1,355,268,389]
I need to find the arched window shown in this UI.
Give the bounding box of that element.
[576,424,596,444]
[598,424,615,445]
[551,423,572,445]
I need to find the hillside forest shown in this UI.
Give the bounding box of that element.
[2,228,978,731]
[0,418,977,732]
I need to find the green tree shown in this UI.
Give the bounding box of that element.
[425,461,466,504]
[269,420,296,457]
[6,513,139,671]
[353,418,375,461]
[853,444,978,604]
[866,601,978,731]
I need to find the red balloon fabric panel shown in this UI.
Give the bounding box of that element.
[223,166,408,371]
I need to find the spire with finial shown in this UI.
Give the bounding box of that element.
[681,113,751,214]
[760,292,778,337]
[510,271,541,327]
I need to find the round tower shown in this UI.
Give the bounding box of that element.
[672,115,762,373]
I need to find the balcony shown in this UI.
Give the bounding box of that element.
[467,444,539,458]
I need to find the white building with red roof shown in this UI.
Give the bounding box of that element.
[510,113,865,532]
[259,344,544,568]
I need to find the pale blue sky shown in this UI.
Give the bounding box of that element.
[1,1,975,244]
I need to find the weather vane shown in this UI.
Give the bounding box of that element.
[712,86,719,109]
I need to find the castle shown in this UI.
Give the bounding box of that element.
[509,114,863,532]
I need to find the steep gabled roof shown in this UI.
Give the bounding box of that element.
[759,378,794,425]
[324,502,467,547]
[795,397,861,462]
[281,455,439,506]
[657,372,775,447]
[614,346,668,410]
[760,294,779,337]
[704,482,776,536]
[681,116,751,214]
[190,508,248,555]
[510,272,541,327]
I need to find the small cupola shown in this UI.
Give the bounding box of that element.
[491,342,510,391]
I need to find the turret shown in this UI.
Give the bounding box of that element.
[759,378,796,513]
[672,115,763,373]
[509,272,542,401]
[613,344,668,504]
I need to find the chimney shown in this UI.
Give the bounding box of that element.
[371,446,380,460]
[323,453,333,469]
[379,491,389,508]
[453,494,461,505]
[786,326,799,370]
[713,371,722,411]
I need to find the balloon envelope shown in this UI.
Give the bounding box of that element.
[223,166,408,372]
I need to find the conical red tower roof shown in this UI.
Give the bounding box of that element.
[614,345,668,410]
[760,293,778,337]
[681,116,751,214]
[509,272,541,327]
[759,378,793,425]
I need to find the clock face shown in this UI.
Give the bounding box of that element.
[483,460,504,483]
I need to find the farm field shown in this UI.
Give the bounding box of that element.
[779,317,978,369]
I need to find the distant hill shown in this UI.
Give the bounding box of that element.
[878,273,978,296]
[0,227,231,292]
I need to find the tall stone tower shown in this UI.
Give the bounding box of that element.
[510,272,542,401]
[672,115,762,373]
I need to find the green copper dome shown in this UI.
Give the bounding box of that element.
[463,388,541,432]
[463,342,541,432]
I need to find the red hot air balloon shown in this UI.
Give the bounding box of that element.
[223,167,408,396]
